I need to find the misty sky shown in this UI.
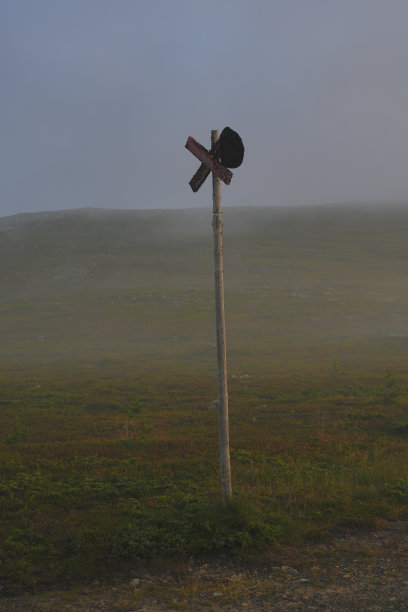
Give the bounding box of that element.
[2,0,408,217]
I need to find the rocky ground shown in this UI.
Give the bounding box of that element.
[1,520,408,611]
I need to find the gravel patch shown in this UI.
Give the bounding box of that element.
[1,520,408,611]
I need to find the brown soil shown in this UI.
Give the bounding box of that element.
[1,520,408,611]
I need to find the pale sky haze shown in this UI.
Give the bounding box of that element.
[2,0,408,217]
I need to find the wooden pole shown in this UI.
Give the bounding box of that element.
[211,129,232,505]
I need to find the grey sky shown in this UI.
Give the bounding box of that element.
[2,0,408,217]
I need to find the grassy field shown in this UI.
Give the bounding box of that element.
[1,203,408,593]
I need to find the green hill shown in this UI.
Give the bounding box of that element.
[2,202,408,592]
[2,203,408,375]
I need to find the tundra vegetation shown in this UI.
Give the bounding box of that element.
[1,203,408,593]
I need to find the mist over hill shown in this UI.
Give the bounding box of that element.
[1,203,408,375]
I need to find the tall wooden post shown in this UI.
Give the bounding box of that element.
[211,129,232,504]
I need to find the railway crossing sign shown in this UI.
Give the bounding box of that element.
[185,136,232,192]
[184,127,244,505]
[185,127,244,192]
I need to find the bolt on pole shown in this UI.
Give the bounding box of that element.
[211,129,232,505]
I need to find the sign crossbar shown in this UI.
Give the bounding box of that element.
[185,136,233,192]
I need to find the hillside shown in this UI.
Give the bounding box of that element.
[2,203,408,595]
[1,202,408,375]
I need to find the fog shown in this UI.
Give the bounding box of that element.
[2,204,408,376]
[2,1,408,218]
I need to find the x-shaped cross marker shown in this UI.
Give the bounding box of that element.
[185,136,233,192]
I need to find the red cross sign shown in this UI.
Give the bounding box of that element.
[185,136,233,192]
